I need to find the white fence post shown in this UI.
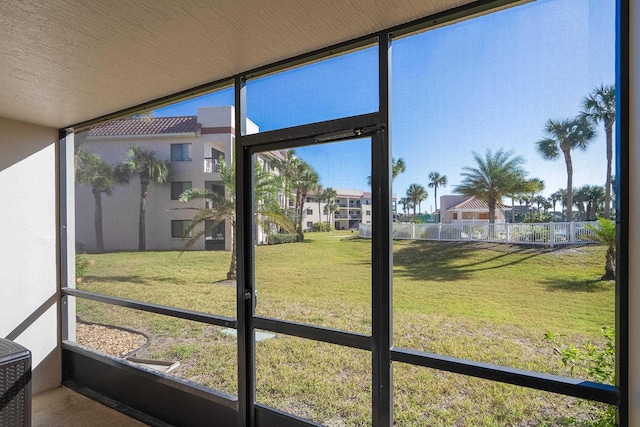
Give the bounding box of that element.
[570,222,576,243]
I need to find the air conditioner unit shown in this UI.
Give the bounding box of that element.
[0,339,31,426]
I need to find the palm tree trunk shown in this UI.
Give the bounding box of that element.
[326,207,329,231]
[563,149,574,222]
[434,186,438,212]
[488,199,496,224]
[227,222,236,280]
[604,123,613,219]
[296,193,304,240]
[603,248,616,280]
[139,180,149,251]
[93,188,104,253]
[511,198,515,223]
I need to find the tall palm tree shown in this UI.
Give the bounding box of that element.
[525,178,545,215]
[314,184,324,229]
[585,185,605,220]
[454,149,527,223]
[582,85,616,219]
[291,160,319,239]
[398,197,409,216]
[406,184,427,216]
[367,157,406,187]
[532,195,547,213]
[551,188,568,220]
[536,117,595,222]
[427,172,447,212]
[124,146,173,250]
[573,185,590,221]
[272,149,299,214]
[76,150,130,252]
[323,187,338,229]
[548,191,562,218]
[179,159,293,280]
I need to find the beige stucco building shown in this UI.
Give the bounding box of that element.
[439,195,508,224]
[76,106,255,252]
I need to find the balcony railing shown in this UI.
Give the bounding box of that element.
[204,158,221,173]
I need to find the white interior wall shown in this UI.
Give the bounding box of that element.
[0,117,60,393]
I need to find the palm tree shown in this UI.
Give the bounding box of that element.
[124,146,173,250]
[291,160,319,239]
[551,188,567,220]
[427,172,447,213]
[398,197,409,216]
[179,159,293,280]
[272,149,299,214]
[367,157,406,186]
[584,218,616,280]
[314,184,324,229]
[323,187,338,230]
[548,191,562,218]
[582,85,616,219]
[573,185,590,221]
[585,185,605,220]
[536,117,595,222]
[454,149,527,223]
[76,150,130,252]
[406,184,427,216]
[393,158,407,181]
[532,195,549,213]
[525,178,545,215]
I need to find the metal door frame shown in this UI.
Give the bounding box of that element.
[235,111,393,426]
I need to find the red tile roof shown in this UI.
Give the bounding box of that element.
[447,196,507,211]
[88,116,200,136]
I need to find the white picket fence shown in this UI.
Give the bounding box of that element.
[359,222,599,247]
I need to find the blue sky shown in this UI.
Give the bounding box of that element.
[156,0,615,210]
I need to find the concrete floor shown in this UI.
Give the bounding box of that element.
[32,386,148,426]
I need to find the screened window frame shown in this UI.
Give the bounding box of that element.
[58,0,629,425]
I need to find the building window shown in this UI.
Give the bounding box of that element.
[171,181,192,200]
[306,221,313,229]
[366,210,371,216]
[171,220,192,238]
[171,143,192,161]
[306,209,313,215]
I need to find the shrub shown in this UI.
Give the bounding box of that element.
[545,327,615,426]
[267,233,299,245]
[75,254,94,283]
[523,212,553,223]
[311,222,333,232]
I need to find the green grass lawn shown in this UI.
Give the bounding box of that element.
[76,232,615,426]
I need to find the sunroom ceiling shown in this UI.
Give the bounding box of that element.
[0,0,476,129]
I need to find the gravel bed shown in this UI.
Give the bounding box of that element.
[76,323,147,357]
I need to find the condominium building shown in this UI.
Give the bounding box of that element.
[302,189,396,231]
[75,106,263,252]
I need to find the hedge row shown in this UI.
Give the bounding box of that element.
[267,233,299,245]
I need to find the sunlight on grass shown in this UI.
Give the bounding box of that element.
[76,231,614,425]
